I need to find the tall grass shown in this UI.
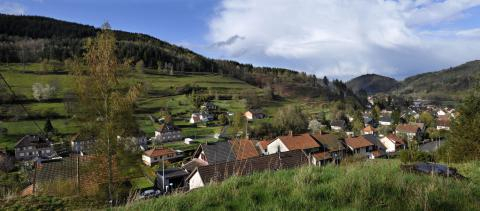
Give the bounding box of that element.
[122,160,480,210]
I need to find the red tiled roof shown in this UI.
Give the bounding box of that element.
[345,136,374,149]
[363,125,375,133]
[144,148,176,158]
[277,133,320,150]
[230,139,260,160]
[386,134,405,145]
[257,140,271,150]
[312,151,332,160]
[396,124,420,133]
[437,119,450,127]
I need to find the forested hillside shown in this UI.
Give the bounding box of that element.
[395,60,480,101]
[0,14,361,103]
[346,74,399,94]
[347,61,480,101]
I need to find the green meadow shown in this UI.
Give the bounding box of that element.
[122,159,480,211]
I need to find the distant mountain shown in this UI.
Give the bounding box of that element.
[395,60,480,101]
[348,61,480,101]
[347,74,399,94]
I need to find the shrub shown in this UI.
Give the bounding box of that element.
[399,149,434,163]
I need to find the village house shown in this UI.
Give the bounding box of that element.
[395,124,422,140]
[14,135,54,161]
[185,150,308,190]
[156,167,189,192]
[363,116,374,127]
[345,136,374,157]
[70,133,95,154]
[362,134,387,159]
[380,134,406,153]
[181,158,208,174]
[193,139,260,165]
[313,133,346,162]
[266,132,321,155]
[142,147,179,166]
[189,112,213,124]
[436,119,451,130]
[154,123,182,143]
[379,116,392,126]
[256,140,271,155]
[201,102,217,111]
[436,109,446,117]
[330,120,346,131]
[244,109,266,121]
[311,151,332,165]
[362,125,375,135]
[412,122,426,133]
[189,113,202,124]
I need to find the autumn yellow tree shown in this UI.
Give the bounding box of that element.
[72,23,142,204]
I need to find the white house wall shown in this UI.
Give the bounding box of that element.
[188,171,205,190]
[266,139,289,154]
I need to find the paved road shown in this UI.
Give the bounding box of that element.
[419,140,445,152]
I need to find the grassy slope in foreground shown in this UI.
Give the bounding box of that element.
[122,160,480,211]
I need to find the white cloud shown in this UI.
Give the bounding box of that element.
[0,2,26,15]
[208,0,480,80]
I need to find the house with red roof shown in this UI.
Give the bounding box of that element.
[380,134,406,153]
[266,132,321,155]
[395,124,422,140]
[142,147,179,166]
[345,136,375,156]
[256,140,272,155]
[362,125,375,135]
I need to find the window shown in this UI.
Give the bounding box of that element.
[28,146,32,150]
[19,153,24,157]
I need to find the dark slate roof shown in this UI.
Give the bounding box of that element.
[362,134,386,150]
[363,116,373,124]
[156,168,189,179]
[379,116,392,122]
[311,133,345,151]
[330,120,346,128]
[15,135,51,149]
[191,150,308,184]
[201,142,237,164]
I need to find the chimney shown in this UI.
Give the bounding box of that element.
[288,130,293,137]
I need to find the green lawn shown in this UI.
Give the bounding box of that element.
[130,177,154,190]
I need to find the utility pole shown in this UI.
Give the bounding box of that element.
[245,116,248,139]
[107,136,113,206]
[76,155,80,195]
[162,155,165,194]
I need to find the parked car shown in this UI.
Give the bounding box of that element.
[137,189,161,200]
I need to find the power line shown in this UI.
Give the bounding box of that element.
[0,72,44,134]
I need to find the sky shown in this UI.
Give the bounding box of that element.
[2,0,480,80]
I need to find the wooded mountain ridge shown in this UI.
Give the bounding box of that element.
[0,14,362,105]
[347,61,480,101]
